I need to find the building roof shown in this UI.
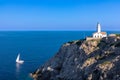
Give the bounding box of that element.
[93,32,107,35]
[100,32,107,35]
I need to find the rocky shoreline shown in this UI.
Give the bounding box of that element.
[31,36,120,80]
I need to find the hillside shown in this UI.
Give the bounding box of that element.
[31,36,120,80]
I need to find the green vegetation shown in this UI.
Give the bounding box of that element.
[67,39,85,46]
[110,41,120,47]
[86,58,92,61]
[110,42,115,46]
[100,61,111,66]
[97,41,106,49]
[116,34,120,37]
[68,41,74,44]
[91,39,100,42]
[76,41,82,46]
[95,55,101,60]
[115,42,120,47]
[95,54,106,60]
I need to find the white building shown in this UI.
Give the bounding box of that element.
[93,23,107,38]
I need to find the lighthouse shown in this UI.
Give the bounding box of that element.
[97,23,101,33]
[86,23,107,40]
[92,23,107,38]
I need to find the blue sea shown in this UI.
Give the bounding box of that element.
[0,31,119,80]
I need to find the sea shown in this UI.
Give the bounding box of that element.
[0,31,119,80]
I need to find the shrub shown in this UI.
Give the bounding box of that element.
[68,41,74,44]
[101,61,111,66]
[116,34,120,37]
[76,41,82,46]
[115,42,120,47]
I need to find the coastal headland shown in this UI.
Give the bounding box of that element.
[31,34,120,80]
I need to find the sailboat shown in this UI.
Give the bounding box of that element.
[16,54,24,64]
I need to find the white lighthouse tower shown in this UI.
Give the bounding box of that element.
[97,23,101,33]
[92,22,107,38]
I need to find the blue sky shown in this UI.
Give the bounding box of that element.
[0,0,120,31]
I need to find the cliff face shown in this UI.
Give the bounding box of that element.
[32,37,120,80]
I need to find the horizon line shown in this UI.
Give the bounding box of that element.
[0,30,120,31]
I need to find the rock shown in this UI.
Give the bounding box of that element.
[32,36,120,80]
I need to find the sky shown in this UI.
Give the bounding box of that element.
[0,0,120,31]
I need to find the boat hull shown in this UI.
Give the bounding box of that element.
[16,60,24,64]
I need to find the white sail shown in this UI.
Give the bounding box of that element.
[16,53,24,64]
[16,54,20,62]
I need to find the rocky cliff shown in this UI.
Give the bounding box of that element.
[31,36,120,80]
